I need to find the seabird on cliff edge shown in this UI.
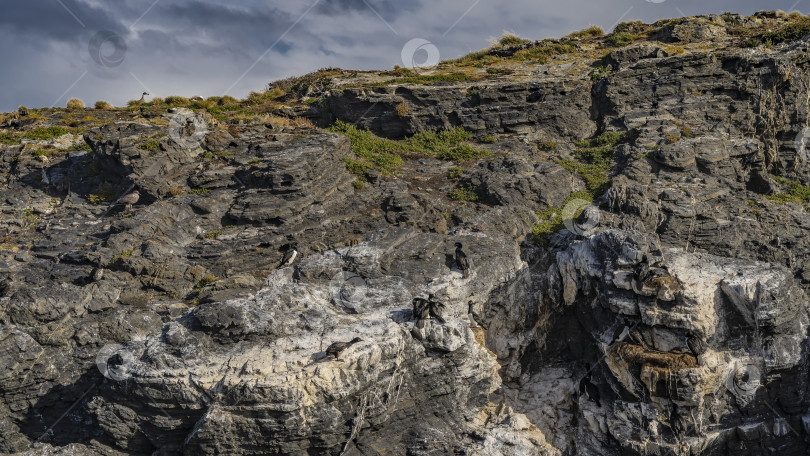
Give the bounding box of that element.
[579,364,601,407]
[687,331,706,358]
[454,242,470,278]
[325,337,362,360]
[278,242,299,269]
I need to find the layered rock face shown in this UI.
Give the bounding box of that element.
[3,13,810,456]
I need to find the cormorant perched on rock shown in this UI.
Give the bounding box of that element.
[579,364,601,407]
[454,242,470,278]
[468,300,487,330]
[670,403,687,438]
[634,255,651,285]
[325,337,362,360]
[412,296,430,328]
[687,331,706,358]
[427,293,446,323]
[278,242,298,268]
[629,327,649,349]
[117,190,140,212]
[0,277,10,297]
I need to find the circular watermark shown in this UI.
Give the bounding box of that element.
[401,38,440,68]
[88,31,127,68]
[168,111,208,149]
[329,270,368,308]
[726,360,761,406]
[561,198,600,236]
[96,344,135,381]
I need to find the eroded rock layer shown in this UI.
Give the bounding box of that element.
[2,12,810,456]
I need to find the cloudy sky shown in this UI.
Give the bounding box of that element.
[0,0,802,112]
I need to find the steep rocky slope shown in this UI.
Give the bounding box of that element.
[3,11,810,456]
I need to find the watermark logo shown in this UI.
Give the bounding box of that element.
[561,198,600,236]
[96,344,135,381]
[168,110,209,149]
[401,38,440,69]
[88,31,127,68]
[726,360,761,406]
[329,270,368,308]
[645,0,666,3]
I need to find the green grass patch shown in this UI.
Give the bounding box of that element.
[446,49,501,67]
[376,72,473,86]
[449,183,479,202]
[566,25,604,39]
[766,175,810,206]
[438,143,490,161]
[68,142,92,152]
[88,184,118,205]
[554,131,629,199]
[0,131,20,145]
[746,17,810,47]
[138,139,161,151]
[197,274,220,288]
[330,121,487,175]
[532,191,594,247]
[606,32,641,47]
[113,247,136,260]
[498,33,530,46]
[22,126,69,140]
[513,43,576,63]
[189,188,212,195]
[205,229,223,239]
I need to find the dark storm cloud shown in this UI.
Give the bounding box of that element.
[0,0,124,44]
[0,0,804,112]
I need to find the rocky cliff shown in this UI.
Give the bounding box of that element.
[2,11,810,456]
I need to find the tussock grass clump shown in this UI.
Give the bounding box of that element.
[66,98,85,109]
[94,100,114,109]
[745,16,810,47]
[606,32,641,47]
[565,25,604,39]
[513,42,576,63]
[497,32,530,47]
[164,96,191,106]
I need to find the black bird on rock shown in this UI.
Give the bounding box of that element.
[427,293,446,323]
[670,403,687,438]
[687,331,706,358]
[468,300,487,330]
[454,242,470,278]
[412,296,431,328]
[629,327,649,350]
[579,364,601,407]
[278,242,299,269]
[325,337,362,360]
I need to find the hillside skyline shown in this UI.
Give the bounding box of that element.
[0,0,801,112]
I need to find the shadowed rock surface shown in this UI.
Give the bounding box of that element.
[2,12,810,456]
